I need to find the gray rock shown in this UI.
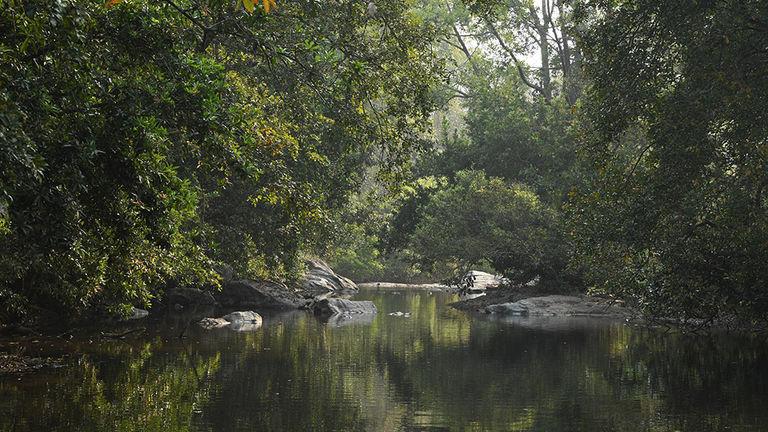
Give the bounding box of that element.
[221,311,262,325]
[311,298,377,317]
[127,307,149,320]
[198,317,230,329]
[167,287,216,307]
[484,295,635,318]
[301,259,358,295]
[218,279,305,310]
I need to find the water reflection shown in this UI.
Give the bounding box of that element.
[2,288,768,431]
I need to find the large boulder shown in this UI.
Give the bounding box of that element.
[484,295,634,318]
[311,298,377,317]
[217,279,305,310]
[301,259,358,295]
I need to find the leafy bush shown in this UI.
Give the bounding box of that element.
[409,170,575,289]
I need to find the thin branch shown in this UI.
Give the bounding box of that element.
[165,0,207,31]
[484,20,544,94]
[452,23,481,74]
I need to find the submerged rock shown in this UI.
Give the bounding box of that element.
[484,295,634,318]
[301,259,358,295]
[218,280,305,310]
[311,298,377,317]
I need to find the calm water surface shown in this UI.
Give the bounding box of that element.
[3,288,768,431]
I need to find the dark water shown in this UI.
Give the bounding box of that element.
[3,288,768,432]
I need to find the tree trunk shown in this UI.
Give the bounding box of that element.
[538,0,552,102]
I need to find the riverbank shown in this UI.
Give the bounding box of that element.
[450,285,553,311]
[450,284,637,319]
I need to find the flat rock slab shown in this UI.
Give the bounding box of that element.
[485,295,634,318]
[311,298,377,317]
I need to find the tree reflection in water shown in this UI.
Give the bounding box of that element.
[2,288,768,431]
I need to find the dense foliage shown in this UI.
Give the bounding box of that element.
[569,0,768,325]
[365,0,581,287]
[3,0,766,329]
[0,0,441,321]
[409,170,573,288]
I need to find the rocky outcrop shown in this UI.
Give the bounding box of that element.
[198,311,263,331]
[311,298,377,317]
[217,279,306,310]
[301,259,358,295]
[484,295,634,318]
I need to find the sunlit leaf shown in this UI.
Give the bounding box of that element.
[243,0,255,13]
[263,0,276,13]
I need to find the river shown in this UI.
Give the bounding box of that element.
[2,287,768,431]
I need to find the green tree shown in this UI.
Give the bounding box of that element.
[569,0,768,325]
[410,170,574,288]
[0,0,442,322]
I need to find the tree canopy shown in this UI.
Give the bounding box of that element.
[2,0,767,329]
[0,0,442,320]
